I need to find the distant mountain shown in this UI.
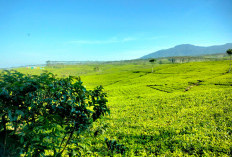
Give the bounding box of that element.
[140,43,232,59]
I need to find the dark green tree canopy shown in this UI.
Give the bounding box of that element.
[226,49,232,55]
[149,59,156,63]
[0,70,109,156]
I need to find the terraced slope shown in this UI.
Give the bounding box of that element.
[17,60,232,156]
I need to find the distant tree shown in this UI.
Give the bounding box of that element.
[226,49,232,72]
[149,59,156,73]
[168,58,175,63]
[181,58,185,63]
[94,66,100,72]
[46,60,51,66]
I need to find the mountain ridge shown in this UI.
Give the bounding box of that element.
[140,43,232,59]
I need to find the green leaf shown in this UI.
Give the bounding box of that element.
[20,136,24,144]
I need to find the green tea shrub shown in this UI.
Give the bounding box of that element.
[105,137,126,156]
[0,70,109,156]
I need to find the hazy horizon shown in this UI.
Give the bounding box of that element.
[1,0,232,68]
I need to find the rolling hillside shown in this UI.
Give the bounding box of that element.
[15,60,232,156]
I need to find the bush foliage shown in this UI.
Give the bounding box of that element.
[0,70,109,156]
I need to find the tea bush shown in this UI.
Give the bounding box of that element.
[0,70,109,156]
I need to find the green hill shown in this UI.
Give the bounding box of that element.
[15,60,232,156]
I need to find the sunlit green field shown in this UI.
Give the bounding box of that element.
[16,60,232,156]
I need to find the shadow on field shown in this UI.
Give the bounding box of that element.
[147,85,171,93]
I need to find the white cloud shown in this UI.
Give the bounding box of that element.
[122,37,137,42]
[145,36,167,40]
[69,37,137,45]
[67,35,166,45]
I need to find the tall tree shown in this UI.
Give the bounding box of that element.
[226,49,232,72]
[149,59,156,73]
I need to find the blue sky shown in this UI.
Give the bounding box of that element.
[0,0,232,68]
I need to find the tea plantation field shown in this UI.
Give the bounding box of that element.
[16,60,232,156]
